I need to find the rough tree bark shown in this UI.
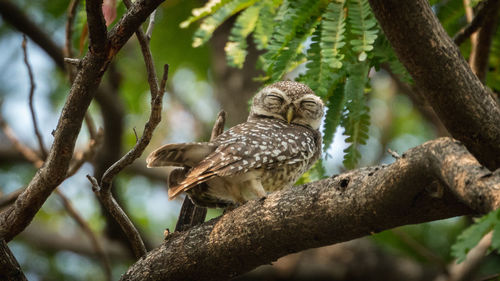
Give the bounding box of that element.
[368,0,500,170]
[121,138,499,281]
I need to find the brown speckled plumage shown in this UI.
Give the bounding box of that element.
[147,81,324,208]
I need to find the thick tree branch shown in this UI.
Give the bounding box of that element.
[368,0,500,170]
[121,138,499,281]
[0,0,165,242]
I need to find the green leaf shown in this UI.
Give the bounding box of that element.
[225,4,262,68]
[346,0,378,62]
[263,0,327,83]
[253,0,281,50]
[341,61,370,169]
[321,0,347,69]
[323,80,346,152]
[191,0,258,48]
[373,35,412,84]
[451,209,500,263]
[180,0,233,28]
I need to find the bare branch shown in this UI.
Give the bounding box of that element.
[0,239,27,281]
[92,59,168,258]
[368,0,500,170]
[453,0,492,46]
[55,189,112,281]
[89,1,169,256]
[435,231,493,281]
[0,0,165,242]
[22,36,48,159]
[121,138,498,281]
[67,129,103,177]
[0,0,65,69]
[87,175,147,259]
[64,0,81,59]
[0,114,43,168]
[469,0,500,82]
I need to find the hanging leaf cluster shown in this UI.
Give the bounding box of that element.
[181,0,404,169]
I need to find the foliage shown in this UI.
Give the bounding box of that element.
[451,209,500,263]
[183,0,399,169]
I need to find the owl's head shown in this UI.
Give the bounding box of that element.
[249,81,324,130]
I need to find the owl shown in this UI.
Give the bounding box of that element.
[146,81,324,208]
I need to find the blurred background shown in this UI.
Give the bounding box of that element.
[0,0,499,280]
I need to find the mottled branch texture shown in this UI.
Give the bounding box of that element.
[121,138,499,281]
[368,0,500,170]
[0,0,165,242]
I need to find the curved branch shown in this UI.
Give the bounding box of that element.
[121,138,499,281]
[368,0,500,170]
[0,0,165,242]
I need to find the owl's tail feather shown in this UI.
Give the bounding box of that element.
[168,171,215,199]
[167,154,226,199]
[146,142,216,168]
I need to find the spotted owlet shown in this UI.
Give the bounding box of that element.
[146,81,324,208]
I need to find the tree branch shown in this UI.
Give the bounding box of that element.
[22,36,48,159]
[0,239,27,281]
[55,189,112,281]
[86,0,108,54]
[0,0,65,69]
[0,0,165,242]
[121,138,499,281]
[468,0,500,82]
[453,0,492,46]
[368,0,500,170]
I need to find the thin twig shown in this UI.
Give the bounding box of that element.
[64,0,81,81]
[67,129,103,177]
[90,2,169,256]
[133,127,139,142]
[91,64,168,259]
[22,36,47,159]
[469,0,500,82]
[84,112,98,141]
[87,175,147,259]
[64,57,81,66]
[55,188,112,281]
[0,0,166,243]
[387,148,401,159]
[391,228,446,268]
[453,0,490,45]
[145,10,156,42]
[437,231,493,281]
[0,114,44,168]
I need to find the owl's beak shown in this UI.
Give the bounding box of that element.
[286,106,294,124]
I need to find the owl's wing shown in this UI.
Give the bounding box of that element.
[146,142,216,168]
[167,148,245,199]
